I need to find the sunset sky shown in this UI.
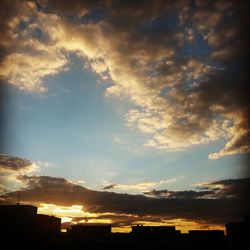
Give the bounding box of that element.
[0,0,249,233]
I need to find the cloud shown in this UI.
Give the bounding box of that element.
[0,0,37,49]
[0,0,249,158]
[194,178,250,199]
[144,178,250,200]
[144,189,214,199]
[0,6,69,92]
[0,49,68,92]
[1,175,249,225]
[103,184,117,190]
[102,178,177,192]
[0,154,40,192]
[193,11,221,30]
[0,154,37,173]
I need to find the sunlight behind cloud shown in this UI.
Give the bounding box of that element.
[38,204,85,217]
[37,203,225,233]
[0,0,248,158]
[133,218,225,233]
[37,203,113,227]
[103,178,177,192]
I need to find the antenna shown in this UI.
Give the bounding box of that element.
[17,191,20,205]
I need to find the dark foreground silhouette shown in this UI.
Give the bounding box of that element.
[1,204,249,249]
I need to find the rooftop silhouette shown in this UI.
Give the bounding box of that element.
[1,204,249,249]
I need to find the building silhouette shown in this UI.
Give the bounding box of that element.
[131,224,180,235]
[1,203,249,249]
[65,224,112,248]
[68,223,112,236]
[226,216,250,249]
[0,204,61,248]
[188,230,226,249]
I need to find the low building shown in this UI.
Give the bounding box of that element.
[0,204,61,245]
[226,219,250,249]
[131,225,179,235]
[67,224,111,237]
[188,230,226,248]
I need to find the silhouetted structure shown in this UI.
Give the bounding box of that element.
[67,223,111,237]
[226,216,250,249]
[188,230,226,249]
[0,204,37,215]
[132,224,179,235]
[1,204,249,249]
[66,224,112,248]
[0,204,61,248]
[130,225,182,249]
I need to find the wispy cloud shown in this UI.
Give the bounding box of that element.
[144,189,214,199]
[103,178,177,192]
[0,154,40,191]
[0,154,39,173]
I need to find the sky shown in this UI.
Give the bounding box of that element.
[0,0,249,233]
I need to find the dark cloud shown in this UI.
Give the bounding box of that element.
[2,175,249,225]
[0,154,33,172]
[0,0,20,49]
[144,189,214,199]
[103,184,117,190]
[39,0,105,17]
[68,213,165,228]
[0,0,37,51]
[200,178,250,200]
[144,178,250,200]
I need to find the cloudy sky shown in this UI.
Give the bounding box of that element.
[0,0,249,232]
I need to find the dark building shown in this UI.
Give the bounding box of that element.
[188,230,226,249]
[67,223,112,236]
[65,224,112,249]
[131,224,180,236]
[35,214,61,236]
[0,204,235,249]
[0,204,61,248]
[226,218,250,249]
[189,229,225,237]
[130,225,181,249]
[0,204,37,215]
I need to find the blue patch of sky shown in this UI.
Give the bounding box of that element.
[178,33,213,61]
[47,7,106,25]
[159,86,171,98]
[1,55,244,192]
[177,79,193,93]
[3,56,117,156]
[2,54,153,183]
[79,8,105,24]
[136,11,219,74]
[90,139,243,192]
[18,20,28,31]
[142,140,244,191]
[2,71,243,191]
[69,8,105,24]
[18,19,50,44]
[31,27,50,44]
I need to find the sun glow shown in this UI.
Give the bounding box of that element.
[38,204,86,217]
[37,204,225,233]
[133,219,225,233]
[37,203,113,227]
[112,226,131,233]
